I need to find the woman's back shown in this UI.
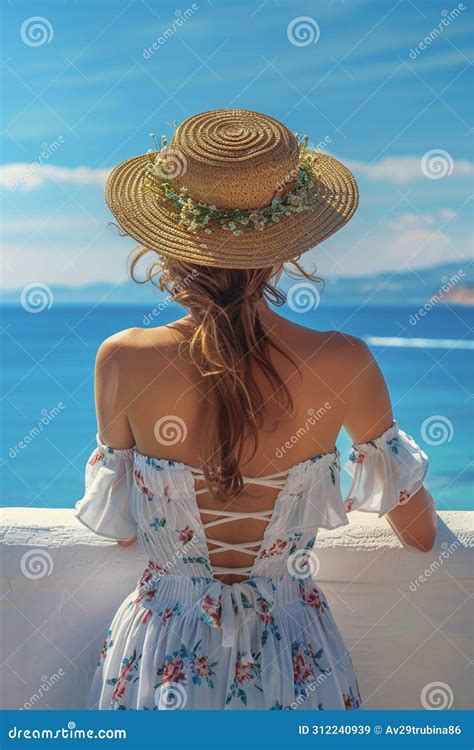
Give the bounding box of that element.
[95,309,391,582]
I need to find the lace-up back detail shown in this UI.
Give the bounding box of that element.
[75,421,428,581]
[193,468,290,577]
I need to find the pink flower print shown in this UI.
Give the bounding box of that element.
[161,656,186,686]
[141,609,152,625]
[112,680,126,702]
[344,686,361,709]
[345,497,356,512]
[99,630,113,665]
[257,599,274,625]
[344,692,358,709]
[133,469,152,497]
[289,485,304,503]
[293,648,314,686]
[89,450,103,466]
[111,653,137,702]
[177,526,195,544]
[200,594,221,627]
[259,539,288,559]
[137,567,154,591]
[194,656,211,677]
[355,452,365,464]
[399,489,411,504]
[135,560,167,603]
[163,485,172,503]
[161,608,174,626]
[149,560,167,576]
[136,587,155,605]
[234,659,255,685]
[300,586,326,612]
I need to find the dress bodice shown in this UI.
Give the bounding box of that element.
[74,421,428,580]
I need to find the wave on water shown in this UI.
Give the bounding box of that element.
[365,336,474,350]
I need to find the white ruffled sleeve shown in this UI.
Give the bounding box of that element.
[344,422,428,517]
[73,437,136,541]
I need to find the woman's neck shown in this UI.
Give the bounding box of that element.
[169,301,282,335]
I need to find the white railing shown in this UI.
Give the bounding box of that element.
[0,508,472,710]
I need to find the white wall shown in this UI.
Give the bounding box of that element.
[0,508,472,710]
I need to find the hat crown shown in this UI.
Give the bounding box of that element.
[169,109,299,211]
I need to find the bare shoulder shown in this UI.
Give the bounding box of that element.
[277,316,372,372]
[287,323,392,438]
[96,323,185,370]
[319,330,374,373]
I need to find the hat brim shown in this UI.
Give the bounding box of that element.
[105,150,359,269]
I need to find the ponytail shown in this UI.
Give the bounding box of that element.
[130,250,318,502]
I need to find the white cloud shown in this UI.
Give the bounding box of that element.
[385,212,435,232]
[346,156,474,184]
[304,218,471,278]
[439,208,457,221]
[384,209,458,232]
[0,163,110,192]
[1,215,103,233]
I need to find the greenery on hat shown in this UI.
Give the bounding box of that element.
[143,132,320,236]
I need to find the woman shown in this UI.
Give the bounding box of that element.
[74,109,436,711]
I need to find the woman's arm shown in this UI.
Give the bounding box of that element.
[385,487,437,551]
[343,337,436,551]
[95,332,137,547]
[95,331,135,448]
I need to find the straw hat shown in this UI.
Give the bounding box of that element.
[106,109,358,269]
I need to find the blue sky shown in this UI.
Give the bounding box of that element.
[1,0,473,290]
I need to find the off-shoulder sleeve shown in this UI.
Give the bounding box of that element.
[344,422,428,517]
[73,437,136,541]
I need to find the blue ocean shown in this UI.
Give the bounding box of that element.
[1,303,472,510]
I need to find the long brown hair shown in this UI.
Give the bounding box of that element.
[130,249,319,502]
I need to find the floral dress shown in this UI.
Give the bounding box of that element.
[74,421,428,710]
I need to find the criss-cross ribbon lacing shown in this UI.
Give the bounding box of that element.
[191,469,289,576]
